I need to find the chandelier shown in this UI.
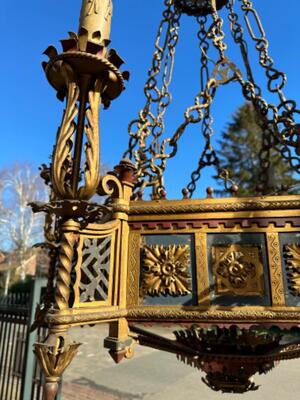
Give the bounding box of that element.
[30,0,300,398]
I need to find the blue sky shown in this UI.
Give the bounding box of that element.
[1,1,300,199]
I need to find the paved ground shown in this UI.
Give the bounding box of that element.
[62,324,300,400]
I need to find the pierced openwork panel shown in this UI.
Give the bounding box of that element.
[80,236,112,303]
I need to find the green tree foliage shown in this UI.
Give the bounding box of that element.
[215,103,299,196]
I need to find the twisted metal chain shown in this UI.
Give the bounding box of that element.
[185,15,234,197]
[238,0,300,177]
[226,0,256,84]
[209,0,227,59]
[123,0,300,198]
[235,73,300,174]
[147,5,238,198]
[226,0,273,186]
[240,0,287,104]
[198,15,210,93]
[123,0,181,197]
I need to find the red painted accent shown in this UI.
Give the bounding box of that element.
[161,222,173,229]
[129,217,300,230]
[109,349,126,364]
[147,222,158,230]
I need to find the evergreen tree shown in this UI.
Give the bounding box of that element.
[215,103,299,196]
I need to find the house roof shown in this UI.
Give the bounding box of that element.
[0,248,49,275]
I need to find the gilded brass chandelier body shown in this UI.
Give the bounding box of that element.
[30,0,300,398]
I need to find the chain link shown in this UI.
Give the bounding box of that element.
[124,0,181,198]
[238,0,300,182]
[147,8,237,198]
[185,15,235,197]
[226,0,274,186]
[123,0,300,198]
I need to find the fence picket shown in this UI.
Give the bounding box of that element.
[0,277,61,400]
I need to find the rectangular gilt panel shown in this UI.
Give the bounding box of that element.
[266,232,285,306]
[127,232,140,307]
[195,233,210,306]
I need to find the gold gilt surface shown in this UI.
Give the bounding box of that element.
[73,220,120,308]
[212,244,265,297]
[195,232,210,306]
[127,232,140,307]
[42,195,300,326]
[141,244,192,297]
[267,233,285,306]
[127,195,300,218]
[285,244,300,296]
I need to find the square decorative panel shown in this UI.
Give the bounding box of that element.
[212,244,265,297]
[207,233,271,306]
[140,234,196,306]
[141,244,192,297]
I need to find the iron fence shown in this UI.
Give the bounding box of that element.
[0,278,61,400]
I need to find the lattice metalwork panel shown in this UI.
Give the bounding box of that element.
[80,236,112,302]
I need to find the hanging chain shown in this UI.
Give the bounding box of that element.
[209,0,227,59]
[149,2,238,198]
[123,0,300,198]
[184,15,234,197]
[238,0,300,178]
[226,0,256,83]
[240,0,287,104]
[124,0,181,198]
[226,0,273,187]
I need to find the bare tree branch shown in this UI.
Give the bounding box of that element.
[0,164,49,280]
